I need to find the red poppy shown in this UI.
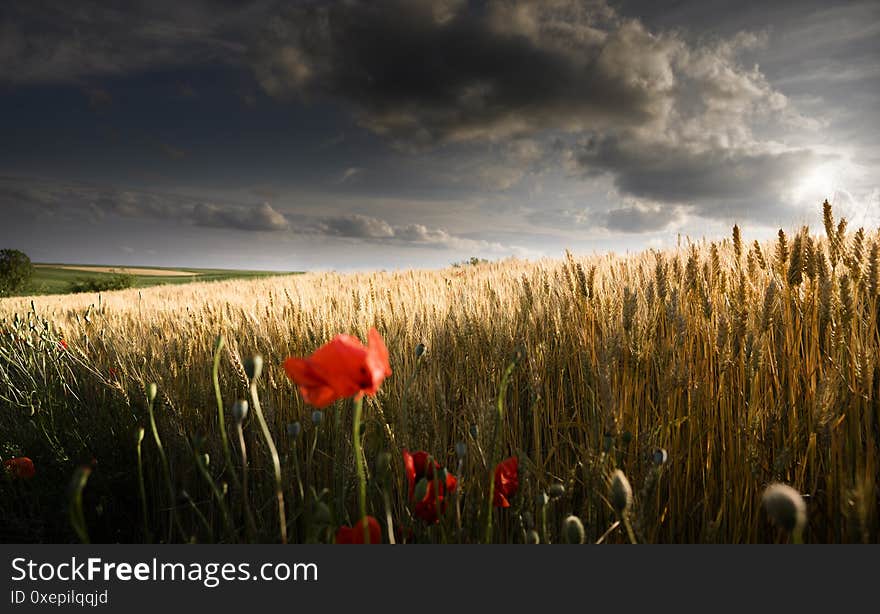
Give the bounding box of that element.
[283,328,392,408]
[493,457,519,508]
[3,457,35,480]
[403,449,458,524]
[335,516,382,544]
[58,339,68,351]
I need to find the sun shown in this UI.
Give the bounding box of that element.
[795,163,839,203]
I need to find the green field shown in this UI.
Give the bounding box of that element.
[19,264,299,296]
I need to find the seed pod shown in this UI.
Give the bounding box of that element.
[311,410,323,425]
[548,482,566,498]
[652,448,668,466]
[762,483,807,534]
[415,343,426,358]
[563,515,585,544]
[231,399,249,422]
[610,470,633,515]
[455,442,467,459]
[413,478,429,502]
[376,452,392,481]
[287,422,302,438]
[147,383,158,404]
[244,355,263,380]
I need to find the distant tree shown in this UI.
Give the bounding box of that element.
[452,256,490,268]
[68,270,134,294]
[0,249,34,296]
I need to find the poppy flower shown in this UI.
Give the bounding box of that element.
[335,516,382,544]
[403,449,458,524]
[493,457,519,508]
[283,328,392,408]
[3,457,35,480]
[58,339,68,351]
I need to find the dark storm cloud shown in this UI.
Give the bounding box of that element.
[246,0,829,224]
[2,0,870,247]
[0,1,251,84]
[250,0,676,146]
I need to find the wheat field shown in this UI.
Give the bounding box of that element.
[1,202,877,544]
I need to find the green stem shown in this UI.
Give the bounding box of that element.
[212,335,240,493]
[352,396,369,542]
[135,427,151,543]
[249,378,287,544]
[146,384,180,542]
[194,449,234,541]
[235,422,257,541]
[69,466,92,544]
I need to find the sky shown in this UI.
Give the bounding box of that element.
[1,0,878,271]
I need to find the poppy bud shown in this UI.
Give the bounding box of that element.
[455,442,467,459]
[548,482,566,498]
[135,427,145,445]
[200,453,210,467]
[147,383,158,404]
[536,491,549,507]
[213,334,224,353]
[376,452,392,481]
[762,483,807,534]
[311,410,323,425]
[415,343,426,358]
[526,530,540,544]
[413,478,429,502]
[610,470,633,515]
[244,355,263,380]
[469,424,479,439]
[563,515,585,544]
[603,434,613,452]
[232,399,249,422]
[652,448,668,466]
[313,501,332,525]
[287,422,302,438]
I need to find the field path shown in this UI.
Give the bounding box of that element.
[35,264,197,277]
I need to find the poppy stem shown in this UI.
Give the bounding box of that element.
[248,368,288,544]
[212,335,241,495]
[352,396,369,542]
[234,421,257,541]
[135,427,151,543]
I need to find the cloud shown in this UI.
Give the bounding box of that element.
[601,204,684,233]
[193,202,289,232]
[571,135,829,221]
[316,213,394,238]
[240,0,833,223]
[0,177,520,253]
[0,177,289,233]
[0,1,249,84]
[338,167,364,184]
[249,1,684,147]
